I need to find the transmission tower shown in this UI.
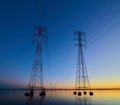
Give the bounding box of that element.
[25,25,47,97]
[73,31,93,96]
[24,0,47,97]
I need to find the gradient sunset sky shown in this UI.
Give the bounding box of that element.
[0,0,120,88]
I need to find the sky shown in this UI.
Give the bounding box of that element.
[0,0,120,89]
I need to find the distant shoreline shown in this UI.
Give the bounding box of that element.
[0,88,120,90]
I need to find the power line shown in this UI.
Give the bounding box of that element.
[87,14,120,49]
[87,1,120,47]
[87,0,118,41]
[40,0,46,26]
[37,0,46,26]
[82,0,107,31]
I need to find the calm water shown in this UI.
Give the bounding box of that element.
[0,90,120,105]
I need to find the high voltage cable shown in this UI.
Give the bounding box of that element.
[80,0,106,30]
[87,1,120,46]
[37,0,46,26]
[40,0,46,26]
[87,14,120,49]
[87,0,118,41]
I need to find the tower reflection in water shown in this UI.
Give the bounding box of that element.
[26,95,45,105]
[75,95,91,105]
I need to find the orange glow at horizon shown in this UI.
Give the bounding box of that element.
[44,82,120,89]
[3,79,120,89]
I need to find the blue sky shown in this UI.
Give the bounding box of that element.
[0,0,120,88]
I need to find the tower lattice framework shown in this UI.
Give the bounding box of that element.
[74,31,90,91]
[28,25,47,90]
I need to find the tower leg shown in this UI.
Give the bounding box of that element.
[39,88,46,96]
[89,92,93,96]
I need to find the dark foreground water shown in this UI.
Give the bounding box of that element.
[0,90,120,105]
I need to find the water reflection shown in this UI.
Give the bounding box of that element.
[26,96,34,105]
[75,95,91,105]
[1,90,120,105]
[39,96,45,105]
[26,95,45,105]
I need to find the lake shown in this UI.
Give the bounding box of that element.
[0,90,120,105]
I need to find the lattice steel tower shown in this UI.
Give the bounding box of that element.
[29,25,47,88]
[24,0,47,97]
[73,31,93,96]
[25,25,47,97]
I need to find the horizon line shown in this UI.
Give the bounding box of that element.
[1,87,120,90]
